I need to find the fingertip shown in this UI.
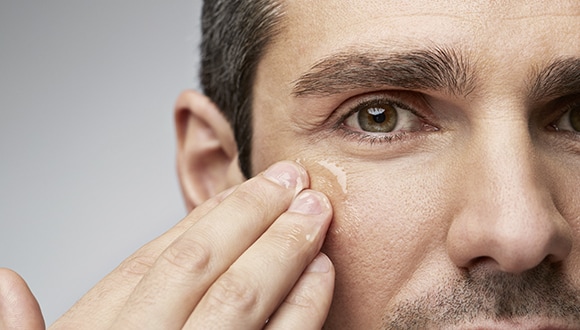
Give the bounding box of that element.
[262,160,310,195]
[289,190,333,219]
[305,253,333,273]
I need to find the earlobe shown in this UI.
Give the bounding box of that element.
[174,90,245,210]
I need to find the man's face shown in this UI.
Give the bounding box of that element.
[249,1,580,328]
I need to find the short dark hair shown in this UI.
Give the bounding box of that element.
[200,0,284,178]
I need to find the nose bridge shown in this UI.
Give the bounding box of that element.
[469,119,549,240]
[447,113,572,273]
[473,118,537,209]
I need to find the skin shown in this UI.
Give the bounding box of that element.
[1,0,579,329]
[251,0,580,328]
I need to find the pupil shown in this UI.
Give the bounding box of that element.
[367,108,386,123]
[373,113,386,123]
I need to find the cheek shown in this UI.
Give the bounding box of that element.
[542,155,580,288]
[309,160,459,325]
[250,134,464,323]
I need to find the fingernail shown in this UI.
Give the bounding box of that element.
[263,161,305,192]
[306,253,331,273]
[288,191,327,215]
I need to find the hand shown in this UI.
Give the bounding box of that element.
[46,160,333,329]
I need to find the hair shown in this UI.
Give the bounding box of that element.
[200,0,284,178]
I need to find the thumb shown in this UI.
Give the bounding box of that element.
[0,268,45,329]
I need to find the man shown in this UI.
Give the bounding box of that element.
[1,0,579,328]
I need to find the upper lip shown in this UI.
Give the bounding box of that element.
[443,318,580,330]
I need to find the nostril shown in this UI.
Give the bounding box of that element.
[463,256,500,271]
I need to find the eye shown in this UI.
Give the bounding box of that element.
[551,102,580,133]
[343,99,424,134]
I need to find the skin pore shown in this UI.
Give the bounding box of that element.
[250,0,580,328]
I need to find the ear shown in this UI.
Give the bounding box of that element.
[175,90,245,210]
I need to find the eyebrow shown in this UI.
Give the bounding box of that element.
[528,58,580,102]
[292,46,476,98]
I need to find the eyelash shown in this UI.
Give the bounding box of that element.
[333,94,436,145]
[337,128,411,146]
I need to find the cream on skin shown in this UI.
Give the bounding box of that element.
[250,0,580,328]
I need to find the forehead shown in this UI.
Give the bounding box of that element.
[261,0,580,90]
[276,0,580,49]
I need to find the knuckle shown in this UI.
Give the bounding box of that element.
[0,268,25,292]
[160,237,212,276]
[118,254,157,277]
[206,272,260,313]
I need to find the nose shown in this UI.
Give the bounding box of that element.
[446,121,572,274]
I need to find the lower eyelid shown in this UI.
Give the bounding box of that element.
[337,125,410,143]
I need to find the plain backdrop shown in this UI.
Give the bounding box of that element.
[0,1,203,324]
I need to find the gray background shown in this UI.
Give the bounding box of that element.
[0,1,202,324]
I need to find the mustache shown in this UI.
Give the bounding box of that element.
[383,262,580,329]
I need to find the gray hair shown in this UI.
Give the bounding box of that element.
[200,0,284,178]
